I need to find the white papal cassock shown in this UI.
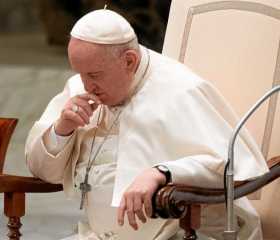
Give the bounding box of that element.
[25,45,268,239]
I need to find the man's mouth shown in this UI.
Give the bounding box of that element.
[95,92,105,97]
[94,93,108,102]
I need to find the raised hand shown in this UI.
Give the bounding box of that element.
[55,93,101,136]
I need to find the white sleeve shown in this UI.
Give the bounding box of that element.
[156,79,268,188]
[157,155,225,188]
[43,125,74,156]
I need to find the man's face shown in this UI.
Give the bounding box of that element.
[68,38,135,106]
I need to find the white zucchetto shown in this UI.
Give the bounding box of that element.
[70,9,136,44]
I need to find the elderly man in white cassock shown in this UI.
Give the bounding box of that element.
[25,9,268,240]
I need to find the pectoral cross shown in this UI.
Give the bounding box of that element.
[79,172,91,210]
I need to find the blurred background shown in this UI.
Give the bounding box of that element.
[0,0,171,239]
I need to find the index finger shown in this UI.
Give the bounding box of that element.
[117,197,126,226]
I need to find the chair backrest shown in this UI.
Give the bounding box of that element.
[163,0,280,161]
[0,118,18,173]
[163,1,280,237]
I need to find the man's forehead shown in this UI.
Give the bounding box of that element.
[69,38,103,53]
[68,38,109,63]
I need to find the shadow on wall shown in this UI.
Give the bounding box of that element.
[0,0,41,33]
[0,0,171,52]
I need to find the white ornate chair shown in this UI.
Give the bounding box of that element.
[153,0,280,239]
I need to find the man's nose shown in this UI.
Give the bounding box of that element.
[85,84,97,93]
[82,78,97,93]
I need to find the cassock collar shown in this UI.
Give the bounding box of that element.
[129,45,150,97]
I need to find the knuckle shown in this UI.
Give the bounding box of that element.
[134,205,141,211]
[136,188,147,195]
[124,191,132,198]
[127,209,134,214]
[132,189,143,196]
[63,111,72,118]
[135,208,142,214]
[133,190,141,196]
[140,189,148,196]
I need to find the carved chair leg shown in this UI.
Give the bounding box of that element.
[179,205,201,240]
[7,217,22,240]
[4,192,25,240]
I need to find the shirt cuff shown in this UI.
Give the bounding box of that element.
[43,124,73,155]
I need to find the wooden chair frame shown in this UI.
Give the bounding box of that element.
[0,118,63,240]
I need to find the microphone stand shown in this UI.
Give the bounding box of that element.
[223,85,280,240]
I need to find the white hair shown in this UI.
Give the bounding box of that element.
[104,37,140,59]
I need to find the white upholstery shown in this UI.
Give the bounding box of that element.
[163,0,280,160]
[163,0,280,238]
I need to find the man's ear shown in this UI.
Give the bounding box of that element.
[123,50,139,73]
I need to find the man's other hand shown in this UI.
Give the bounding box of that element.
[117,168,166,230]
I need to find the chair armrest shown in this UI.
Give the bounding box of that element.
[0,174,63,193]
[153,156,280,218]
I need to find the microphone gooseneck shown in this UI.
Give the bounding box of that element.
[223,85,280,240]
